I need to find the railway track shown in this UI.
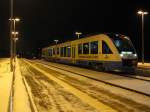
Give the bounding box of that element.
[21,59,150,112]
[35,60,150,86]
[112,72,150,82]
[34,60,149,96]
[33,59,150,83]
[22,59,118,112]
[37,61,150,82]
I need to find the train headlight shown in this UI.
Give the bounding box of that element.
[134,54,137,57]
[120,54,123,57]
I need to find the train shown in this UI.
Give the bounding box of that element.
[42,33,138,72]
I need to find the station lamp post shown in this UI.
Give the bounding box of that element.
[9,18,20,34]
[12,31,19,35]
[137,10,148,64]
[54,40,59,56]
[14,37,19,60]
[10,0,14,72]
[75,32,82,39]
[54,39,59,44]
[9,18,20,71]
[12,31,19,61]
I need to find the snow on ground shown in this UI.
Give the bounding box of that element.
[35,60,150,111]
[0,59,13,112]
[57,70,150,110]
[138,62,150,67]
[21,59,150,112]
[138,62,150,69]
[0,58,32,112]
[13,59,32,112]
[137,62,150,76]
[38,60,150,95]
[34,62,150,112]
[20,60,101,112]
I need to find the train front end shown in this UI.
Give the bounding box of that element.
[109,34,138,72]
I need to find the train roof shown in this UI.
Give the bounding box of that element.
[105,33,129,39]
[42,33,129,49]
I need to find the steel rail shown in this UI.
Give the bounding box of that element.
[29,59,150,97]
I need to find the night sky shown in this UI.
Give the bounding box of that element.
[0,0,150,60]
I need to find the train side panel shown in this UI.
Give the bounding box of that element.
[42,34,137,72]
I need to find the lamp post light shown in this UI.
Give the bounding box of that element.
[9,18,20,61]
[9,18,20,22]
[9,18,20,71]
[54,39,59,44]
[12,31,19,62]
[12,31,19,35]
[75,32,82,39]
[9,18,20,38]
[137,10,148,64]
[54,40,59,56]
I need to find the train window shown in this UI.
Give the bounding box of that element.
[51,49,53,56]
[48,49,50,56]
[83,43,89,54]
[53,48,55,55]
[90,41,98,54]
[57,48,59,55]
[60,47,63,57]
[78,44,82,54]
[102,41,113,54]
[112,38,135,54]
[64,47,67,57]
[48,49,52,56]
[67,46,71,57]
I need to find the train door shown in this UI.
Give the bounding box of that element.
[72,46,76,63]
[101,40,113,60]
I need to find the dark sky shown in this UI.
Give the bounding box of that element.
[0,0,150,60]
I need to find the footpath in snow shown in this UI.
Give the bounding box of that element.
[0,59,13,112]
[138,62,150,76]
[138,62,150,69]
[13,59,32,112]
[0,58,32,112]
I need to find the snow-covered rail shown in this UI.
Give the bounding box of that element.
[32,59,150,97]
[20,59,150,112]
[35,60,150,82]
[22,77,38,112]
[23,59,118,112]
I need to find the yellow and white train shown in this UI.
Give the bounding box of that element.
[42,33,138,72]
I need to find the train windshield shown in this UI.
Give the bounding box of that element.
[112,37,135,54]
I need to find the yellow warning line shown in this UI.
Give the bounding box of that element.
[24,59,118,112]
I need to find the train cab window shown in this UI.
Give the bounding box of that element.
[90,41,98,54]
[83,43,89,54]
[57,48,59,55]
[60,47,63,57]
[67,46,71,57]
[102,41,113,54]
[78,44,82,54]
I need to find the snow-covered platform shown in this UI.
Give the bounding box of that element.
[0,58,32,112]
[138,62,150,69]
[0,59,13,112]
[137,62,150,76]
